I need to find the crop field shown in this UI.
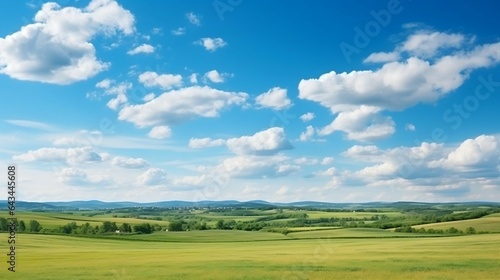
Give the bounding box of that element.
[5,211,169,229]
[2,204,499,279]
[414,214,500,233]
[1,232,500,279]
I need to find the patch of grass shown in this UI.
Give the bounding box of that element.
[1,233,499,279]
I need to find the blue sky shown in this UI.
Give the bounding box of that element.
[1,0,499,202]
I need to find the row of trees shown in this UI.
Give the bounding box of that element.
[0,218,158,235]
[0,218,42,232]
[395,225,479,234]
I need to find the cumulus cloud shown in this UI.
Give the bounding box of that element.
[138,71,182,89]
[189,137,226,148]
[58,167,111,186]
[143,93,155,102]
[299,29,500,141]
[95,81,131,110]
[430,135,499,172]
[299,126,315,142]
[334,134,500,199]
[255,87,292,110]
[299,112,315,122]
[148,125,172,139]
[216,155,299,179]
[364,51,400,63]
[321,157,334,165]
[118,86,248,127]
[13,146,104,165]
[318,106,395,141]
[137,167,167,185]
[189,73,198,84]
[127,43,154,55]
[0,0,135,84]
[196,37,226,51]
[401,31,466,58]
[111,156,150,168]
[226,127,293,155]
[204,70,229,83]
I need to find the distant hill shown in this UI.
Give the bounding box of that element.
[1,200,499,210]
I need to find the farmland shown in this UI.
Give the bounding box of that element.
[1,202,500,279]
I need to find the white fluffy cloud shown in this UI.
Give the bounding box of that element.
[127,44,155,55]
[363,51,400,63]
[148,125,172,139]
[299,112,315,122]
[299,126,315,142]
[333,134,500,199]
[321,157,334,165]
[402,31,465,58]
[189,137,226,148]
[118,86,248,127]
[138,71,182,89]
[111,156,150,168]
[137,167,167,185]
[299,30,500,141]
[0,0,134,84]
[216,155,299,179]
[13,146,104,165]
[255,87,292,110]
[196,37,226,51]
[318,106,395,141]
[226,127,293,155]
[430,135,499,172]
[204,70,229,83]
[58,167,111,186]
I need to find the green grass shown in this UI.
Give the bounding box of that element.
[286,226,340,232]
[299,210,403,219]
[287,228,441,239]
[414,214,500,232]
[0,211,169,229]
[1,233,499,279]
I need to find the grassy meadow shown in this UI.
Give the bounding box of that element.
[2,232,500,279]
[2,205,500,279]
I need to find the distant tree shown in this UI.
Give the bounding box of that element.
[216,220,225,229]
[133,223,153,234]
[119,223,132,233]
[80,223,93,234]
[168,221,184,232]
[29,220,42,232]
[18,220,26,232]
[100,221,118,233]
[447,227,459,234]
[466,227,476,234]
[0,217,8,231]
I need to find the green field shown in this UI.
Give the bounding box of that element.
[2,232,500,279]
[414,214,500,233]
[3,211,169,229]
